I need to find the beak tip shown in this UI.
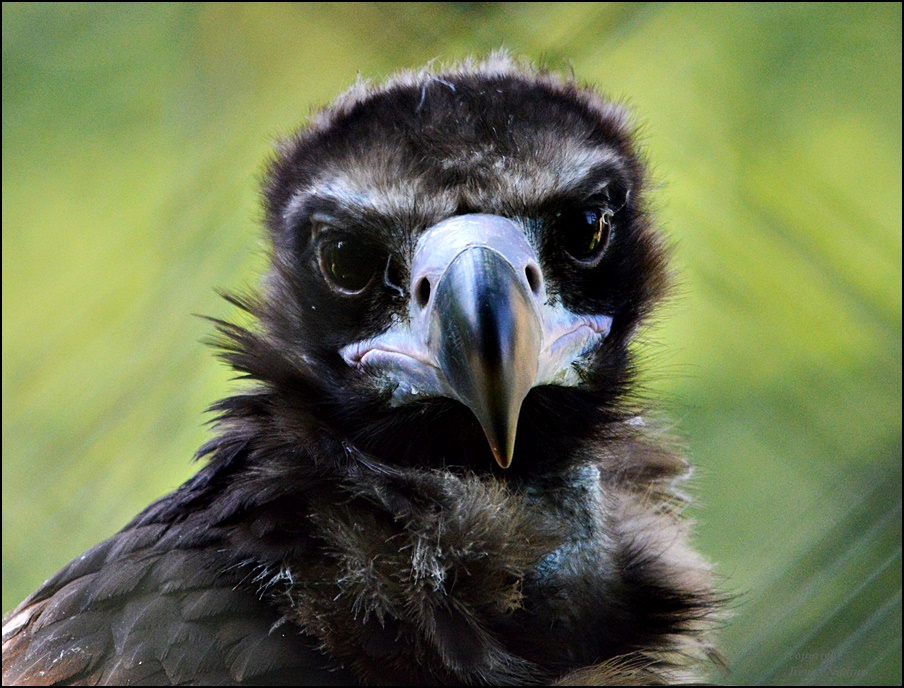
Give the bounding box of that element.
[491,443,514,469]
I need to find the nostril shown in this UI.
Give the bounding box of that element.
[525,264,542,294]
[415,277,431,308]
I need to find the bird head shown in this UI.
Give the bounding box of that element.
[246,55,669,474]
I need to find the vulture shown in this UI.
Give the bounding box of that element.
[2,54,722,685]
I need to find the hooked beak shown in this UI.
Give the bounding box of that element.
[430,242,541,468]
[340,214,612,469]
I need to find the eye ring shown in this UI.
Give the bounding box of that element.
[317,235,381,295]
[557,206,614,267]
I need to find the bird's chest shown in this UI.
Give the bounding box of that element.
[509,468,624,661]
[280,466,620,683]
[525,465,611,582]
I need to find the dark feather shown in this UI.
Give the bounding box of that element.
[3,53,722,685]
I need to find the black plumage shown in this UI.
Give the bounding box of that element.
[2,54,721,685]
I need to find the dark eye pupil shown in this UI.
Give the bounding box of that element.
[560,207,612,263]
[320,239,376,293]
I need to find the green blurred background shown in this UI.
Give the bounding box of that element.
[3,3,900,685]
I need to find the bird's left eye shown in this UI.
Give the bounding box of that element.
[558,207,613,266]
[318,237,380,294]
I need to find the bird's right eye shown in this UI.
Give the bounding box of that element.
[318,237,380,295]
